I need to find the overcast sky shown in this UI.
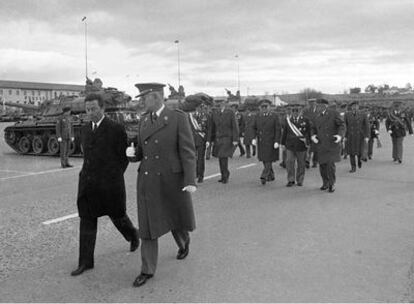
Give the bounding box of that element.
[1,0,414,97]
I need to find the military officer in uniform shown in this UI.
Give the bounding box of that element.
[243,106,257,158]
[344,101,370,172]
[251,99,281,185]
[281,104,311,187]
[206,99,239,184]
[230,103,246,157]
[71,93,139,277]
[385,101,413,163]
[367,110,380,159]
[311,99,345,193]
[56,106,74,168]
[302,98,319,168]
[127,83,197,287]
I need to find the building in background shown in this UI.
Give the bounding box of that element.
[0,80,84,105]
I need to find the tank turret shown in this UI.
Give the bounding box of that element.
[3,78,138,156]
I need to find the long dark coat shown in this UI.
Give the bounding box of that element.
[311,109,346,164]
[281,115,311,152]
[303,106,319,152]
[77,117,129,218]
[252,112,281,162]
[385,110,413,138]
[243,111,257,145]
[207,108,239,158]
[344,111,370,155]
[130,107,196,240]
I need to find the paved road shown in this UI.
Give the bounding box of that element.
[1,121,414,302]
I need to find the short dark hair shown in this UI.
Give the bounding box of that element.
[85,93,105,108]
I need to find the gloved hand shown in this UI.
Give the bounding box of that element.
[311,135,319,144]
[57,137,62,142]
[333,135,342,143]
[71,137,75,142]
[206,141,210,148]
[182,185,197,193]
[364,137,369,142]
[374,130,379,135]
[388,130,392,134]
[232,141,238,146]
[273,142,279,149]
[252,139,257,146]
[126,143,136,157]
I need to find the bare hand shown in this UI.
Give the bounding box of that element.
[311,135,319,144]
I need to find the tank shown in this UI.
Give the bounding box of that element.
[3,79,139,156]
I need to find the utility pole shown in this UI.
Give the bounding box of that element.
[82,16,88,79]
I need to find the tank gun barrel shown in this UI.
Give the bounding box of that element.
[4,101,40,111]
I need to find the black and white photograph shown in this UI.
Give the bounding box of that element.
[1,0,414,302]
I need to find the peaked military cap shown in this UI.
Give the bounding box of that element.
[135,83,166,98]
[259,99,272,106]
[316,98,329,105]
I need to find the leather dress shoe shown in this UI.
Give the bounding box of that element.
[70,264,93,276]
[197,176,204,183]
[65,164,74,168]
[297,182,303,186]
[130,230,140,252]
[320,185,328,191]
[328,185,335,193]
[286,181,295,187]
[177,239,190,260]
[357,161,362,168]
[349,167,356,173]
[260,178,266,185]
[133,273,153,287]
[218,178,223,183]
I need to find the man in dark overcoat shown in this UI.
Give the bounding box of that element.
[344,101,370,172]
[302,98,319,168]
[281,104,311,187]
[243,107,257,158]
[367,111,380,159]
[251,99,281,185]
[56,106,74,168]
[231,103,246,157]
[127,83,197,287]
[311,99,345,193]
[207,99,239,184]
[71,93,139,276]
[385,101,413,163]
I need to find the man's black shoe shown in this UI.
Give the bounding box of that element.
[398,159,402,164]
[218,179,223,183]
[320,185,328,191]
[328,185,335,193]
[260,178,266,185]
[349,167,356,173]
[197,177,204,183]
[286,181,295,187]
[132,273,153,287]
[177,239,190,260]
[70,264,93,276]
[297,182,303,186]
[357,161,362,168]
[130,229,140,252]
[66,164,74,168]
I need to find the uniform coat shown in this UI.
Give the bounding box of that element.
[77,117,129,218]
[385,110,413,138]
[242,111,257,145]
[303,106,318,152]
[56,115,73,139]
[252,112,281,162]
[207,108,239,158]
[344,111,370,155]
[311,109,346,164]
[281,115,311,152]
[131,107,196,240]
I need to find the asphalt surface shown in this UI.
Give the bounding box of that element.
[1,121,414,302]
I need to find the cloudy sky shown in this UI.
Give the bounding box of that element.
[1,0,414,97]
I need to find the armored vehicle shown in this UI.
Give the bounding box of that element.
[4,79,139,156]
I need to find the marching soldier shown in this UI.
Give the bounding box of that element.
[311,99,345,193]
[251,99,282,185]
[243,106,257,158]
[281,104,311,187]
[56,106,74,168]
[127,83,197,287]
[207,99,239,184]
[302,98,319,168]
[367,110,380,159]
[230,104,246,157]
[385,101,413,163]
[344,101,370,172]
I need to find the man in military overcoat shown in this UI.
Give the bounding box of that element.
[71,93,139,277]
[302,98,319,168]
[242,106,257,158]
[344,101,370,172]
[207,99,239,184]
[251,99,281,185]
[367,111,380,159]
[127,83,197,287]
[56,106,74,168]
[311,99,345,193]
[385,101,413,163]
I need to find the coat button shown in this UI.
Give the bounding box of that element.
[144,171,148,175]
[154,139,158,143]
[155,155,159,159]
[144,141,148,145]
[144,156,148,159]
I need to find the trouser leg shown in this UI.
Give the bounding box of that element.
[205,143,212,160]
[285,149,296,182]
[171,230,190,250]
[312,150,318,165]
[326,162,336,186]
[110,215,137,242]
[245,144,251,158]
[260,161,272,180]
[219,157,229,180]
[368,138,374,157]
[350,154,356,168]
[296,151,307,184]
[141,239,158,275]
[196,144,206,178]
[78,217,97,267]
[396,137,403,161]
[252,145,256,156]
[392,137,397,160]
[238,142,245,155]
[319,163,328,186]
[60,140,69,167]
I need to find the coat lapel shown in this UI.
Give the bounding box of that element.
[140,107,170,141]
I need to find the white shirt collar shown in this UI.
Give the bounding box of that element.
[94,114,105,128]
[155,104,165,117]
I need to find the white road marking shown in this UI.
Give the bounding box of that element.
[0,166,80,181]
[42,162,257,225]
[0,169,34,173]
[42,213,78,225]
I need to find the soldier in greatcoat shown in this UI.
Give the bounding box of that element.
[385,101,413,163]
[302,98,319,168]
[127,83,197,287]
[344,101,370,172]
[311,99,345,193]
[56,106,74,168]
[242,107,257,158]
[367,111,380,159]
[71,93,139,277]
[250,99,282,185]
[206,99,239,184]
[231,103,246,157]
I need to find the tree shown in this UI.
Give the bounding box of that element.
[350,87,361,94]
[365,84,377,93]
[299,88,322,101]
[405,83,412,91]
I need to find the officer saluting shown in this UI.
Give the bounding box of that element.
[127,83,197,287]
